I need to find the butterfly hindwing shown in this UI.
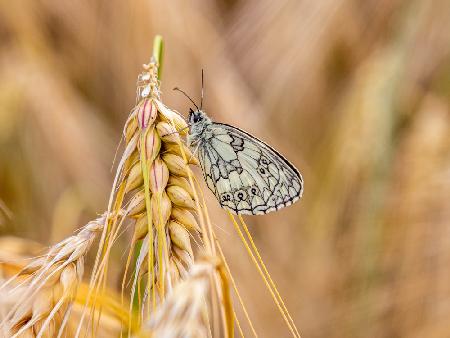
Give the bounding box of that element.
[197,123,303,215]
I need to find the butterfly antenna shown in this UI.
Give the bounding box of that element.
[200,69,204,110]
[173,87,200,111]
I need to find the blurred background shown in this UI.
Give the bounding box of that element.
[1,0,449,337]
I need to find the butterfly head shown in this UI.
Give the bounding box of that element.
[187,109,211,144]
[188,108,209,125]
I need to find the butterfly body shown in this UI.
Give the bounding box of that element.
[187,109,303,215]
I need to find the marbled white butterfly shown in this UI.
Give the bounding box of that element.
[175,77,303,215]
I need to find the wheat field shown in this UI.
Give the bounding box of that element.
[0,1,450,337]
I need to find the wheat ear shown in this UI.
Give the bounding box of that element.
[79,43,201,336]
[0,215,105,337]
[132,256,233,338]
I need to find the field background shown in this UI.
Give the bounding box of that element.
[1,1,449,337]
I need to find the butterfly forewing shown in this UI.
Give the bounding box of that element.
[197,123,303,215]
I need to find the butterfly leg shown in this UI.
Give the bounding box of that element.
[164,125,190,136]
[188,142,202,163]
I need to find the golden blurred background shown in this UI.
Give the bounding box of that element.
[1,0,450,337]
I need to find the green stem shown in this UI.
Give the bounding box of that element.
[153,35,164,79]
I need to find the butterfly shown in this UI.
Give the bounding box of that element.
[174,79,303,215]
[186,108,304,215]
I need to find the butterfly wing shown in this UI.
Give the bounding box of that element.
[197,123,303,215]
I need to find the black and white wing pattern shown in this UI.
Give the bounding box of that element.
[197,123,303,215]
